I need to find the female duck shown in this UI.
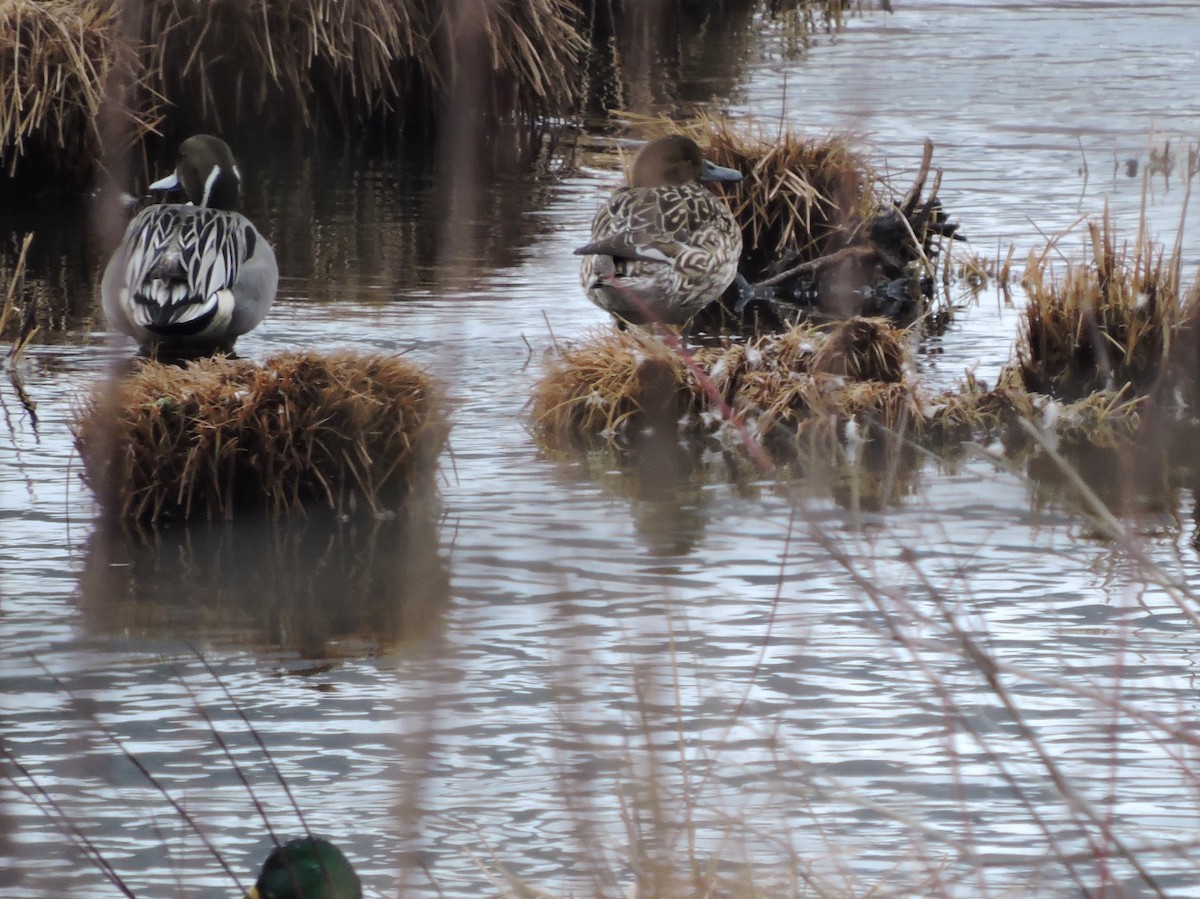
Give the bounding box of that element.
[101,134,278,354]
[576,135,743,328]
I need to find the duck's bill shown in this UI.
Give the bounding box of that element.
[148,171,181,192]
[700,159,743,182]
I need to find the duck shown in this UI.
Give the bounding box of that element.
[246,837,362,899]
[101,134,278,355]
[575,134,743,328]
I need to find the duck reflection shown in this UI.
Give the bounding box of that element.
[79,506,449,656]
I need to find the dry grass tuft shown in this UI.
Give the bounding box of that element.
[73,350,446,524]
[532,317,919,457]
[1015,210,1194,400]
[530,328,701,450]
[811,316,907,382]
[0,0,153,184]
[137,0,586,134]
[531,308,1168,476]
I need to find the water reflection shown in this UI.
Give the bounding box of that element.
[79,507,450,656]
[583,0,840,118]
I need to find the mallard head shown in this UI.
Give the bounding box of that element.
[245,837,362,899]
[149,134,242,211]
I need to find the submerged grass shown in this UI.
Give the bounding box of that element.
[73,350,446,524]
[531,317,923,459]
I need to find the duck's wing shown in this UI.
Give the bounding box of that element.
[575,185,723,263]
[121,206,249,332]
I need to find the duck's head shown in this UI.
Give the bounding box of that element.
[245,837,362,899]
[149,134,241,210]
[629,135,743,189]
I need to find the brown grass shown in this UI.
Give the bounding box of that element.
[531,317,918,457]
[531,310,1169,477]
[0,0,586,183]
[1015,210,1195,400]
[0,0,154,184]
[136,0,586,135]
[73,351,446,524]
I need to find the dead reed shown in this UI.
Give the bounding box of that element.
[531,310,1167,477]
[532,317,923,458]
[0,0,152,184]
[136,0,586,136]
[1015,210,1195,400]
[0,0,585,183]
[73,350,446,524]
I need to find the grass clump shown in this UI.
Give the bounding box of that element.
[136,0,586,137]
[531,312,1164,492]
[73,350,446,524]
[532,317,921,459]
[0,0,152,185]
[1015,211,1194,400]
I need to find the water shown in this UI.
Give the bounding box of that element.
[3,2,1200,897]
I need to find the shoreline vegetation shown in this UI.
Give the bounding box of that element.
[0,0,859,191]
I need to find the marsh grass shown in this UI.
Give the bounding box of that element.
[0,0,586,185]
[532,318,932,461]
[73,350,446,524]
[136,0,586,137]
[0,0,153,185]
[1015,209,1195,400]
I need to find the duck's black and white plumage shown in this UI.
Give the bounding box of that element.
[575,135,743,327]
[102,134,278,353]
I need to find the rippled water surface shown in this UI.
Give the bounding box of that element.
[3,3,1200,897]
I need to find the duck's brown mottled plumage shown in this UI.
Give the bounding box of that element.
[576,135,743,327]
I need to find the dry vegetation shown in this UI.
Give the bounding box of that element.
[0,0,587,185]
[0,0,153,182]
[0,0,872,187]
[532,318,929,459]
[531,315,1166,480]
[1014,209,1195,400]
[135,0,586,135]
[73,351,446,524]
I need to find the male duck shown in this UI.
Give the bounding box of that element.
[246,837,361,899]
[575,135,743,328]
[101,134,278,354]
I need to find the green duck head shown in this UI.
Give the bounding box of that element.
[245,837,362,899]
